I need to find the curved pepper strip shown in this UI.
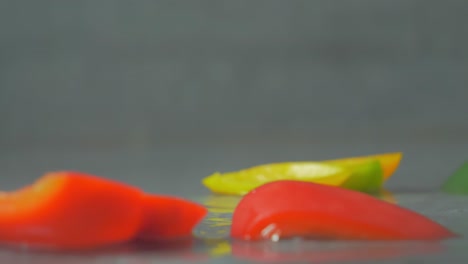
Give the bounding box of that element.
[136,194,208,241]
[202,162,351,195]
[0,171,144,249]
[0,171,210,249]
[339,160,383,194]
[202,152,402,196]
[231,180,456,241]
[324,152,402,180]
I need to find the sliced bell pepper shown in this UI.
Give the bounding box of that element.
[202,163,351,195]
[339,159,383,194]
[231,180,456,241]
[441,161,468,195]
[0,171,144,249]
[202,152,401,195]
[136,194,208,241]
[324,152,402,180]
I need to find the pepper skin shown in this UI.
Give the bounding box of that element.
[136,194,208,241]
[202,162,350,195]
[324,152,402,180]
[339,160,383,193]
[231,180,456,241]
[0,171,144,249]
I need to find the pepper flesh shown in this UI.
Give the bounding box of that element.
[202,163,350,195]
[0,171,144,249]
[339,160,383,193]
[231,180,456,241]
[324,152,402,180]
[202,153,402,196]
[136,194,208,241]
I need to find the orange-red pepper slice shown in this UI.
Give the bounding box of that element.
[136,194,208,241]
[0,171,144,249]
[231,180,456,241]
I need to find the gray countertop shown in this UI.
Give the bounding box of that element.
[1,142,468,263]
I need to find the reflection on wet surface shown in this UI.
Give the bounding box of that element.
[0,239,448,264]
[231,240,445,263]
[193,195,239,241]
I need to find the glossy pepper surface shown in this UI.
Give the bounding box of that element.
[0,171,144,249]
[202,152,402,195]
[202,162,350,195]
[339,160,383,193]
[136,194,208,241]
[324,152,402,180]
[231,180,456,241]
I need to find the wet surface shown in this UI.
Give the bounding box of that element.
[1,143,468,263]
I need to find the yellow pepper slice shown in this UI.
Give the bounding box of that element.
[324,152,402,180]
[202,162,351,195]
[339,159,384,193]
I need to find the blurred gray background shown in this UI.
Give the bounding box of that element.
[0,1,467,194]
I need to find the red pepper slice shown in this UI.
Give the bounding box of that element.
[136,194,208,241]
[0,171,144,249]
[231,180,456,241]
